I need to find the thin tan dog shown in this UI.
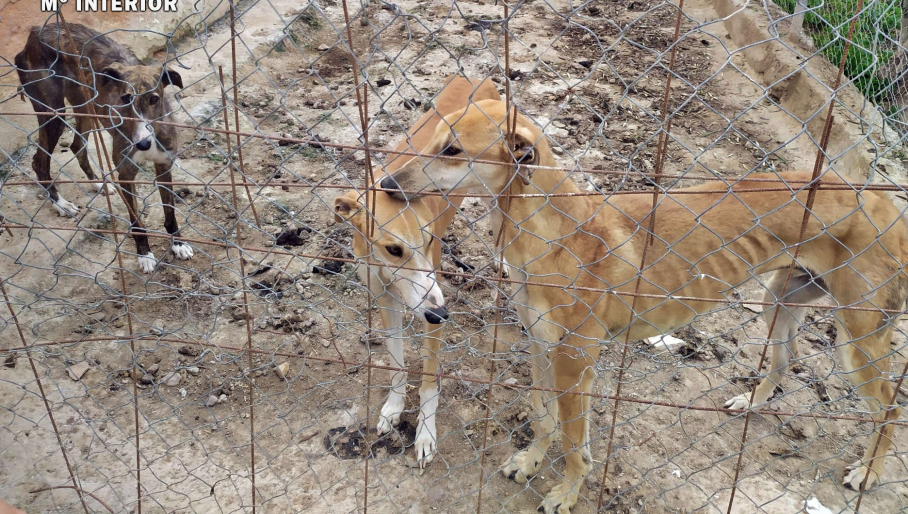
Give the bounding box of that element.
[381,99,908,512]
[333,76,499,466]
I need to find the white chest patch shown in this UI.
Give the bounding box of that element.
[131,121,173,165]
[132,143,172,166]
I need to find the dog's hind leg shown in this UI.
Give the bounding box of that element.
[725,269,825,410]
[25,98,76,216]
[414,319,443,467]
[16,53,78,217]
[375,291,408,436]
[155,163,193,261]
[838,321,901,490]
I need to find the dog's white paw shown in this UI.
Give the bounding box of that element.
[724,393,764,411]
[843,462,880,490]
[138,252,157,274]
[91,181,115,194]
[52,196,80,217]
[501,448,544,484]
[539,481,579,514]
[172,242,194,260]
[492,255,510,278]
[414,393,438,468]
[377,395,404,435]
[414,419,437,468]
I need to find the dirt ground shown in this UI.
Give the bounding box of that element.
[2,0,908,512]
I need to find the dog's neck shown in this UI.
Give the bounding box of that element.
[495,153,594,270]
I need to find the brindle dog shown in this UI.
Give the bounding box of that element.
[15,23,193,273]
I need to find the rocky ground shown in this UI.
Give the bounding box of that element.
[1,0,908,512]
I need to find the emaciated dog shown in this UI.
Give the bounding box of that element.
[333,76,499,466]
[380,99,907,512]
[16,23,193,273]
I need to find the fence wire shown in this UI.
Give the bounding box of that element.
[1,0,908,512]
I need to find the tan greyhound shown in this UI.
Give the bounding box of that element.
[333,76,500,466]
[380,99,907,512]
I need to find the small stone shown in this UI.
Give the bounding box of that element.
[179,346,201,357]
[317,43,330,51]
[147,364,159,376]
[502,377,518,386]
[516,411,528,422]
[274,362,290,379]
[743,303,763,313]
[68,361,90,381]
[186,366,200,376]
[88,311,106,322]
[206,395,219,407]
[299,429,320,442]
[218,394,228,404]
[320,337,331,348]
[163,372,182,387]
[179,388,187,400]
[139,374,154,385]
[647,335,687,352]
[232,307,249,320]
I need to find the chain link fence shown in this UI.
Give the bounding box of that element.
[1,0,907,512]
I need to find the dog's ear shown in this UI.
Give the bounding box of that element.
[511,125,539,185]
[512,126,539,165]
[161,68,184,89]
[334,191,365,225]
[99,63,126,88]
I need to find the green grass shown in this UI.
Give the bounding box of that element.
[298,8,321,28]
[773,0,902,101]
[299,146,322,160]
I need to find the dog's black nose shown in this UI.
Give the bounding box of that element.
[136,138,152,151]
[380,175,402,192]
[424,306,449,325]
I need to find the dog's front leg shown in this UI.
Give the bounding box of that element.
[376,291,407,435]
[414,320,443,467]
[502,339,558,483]
[154,162,193,262]
[539,347,595,514]
[114,152,155,273]
[502,296,561,483]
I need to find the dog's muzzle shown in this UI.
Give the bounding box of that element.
[136,137,152,152]
[424,306,449,325]
[380,175,408,200]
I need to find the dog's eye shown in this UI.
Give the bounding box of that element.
[149,95,159,105]
[121,94,133,104]
[385,245,403,258]
[441,145,462,157]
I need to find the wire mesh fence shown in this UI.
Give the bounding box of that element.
[1,0,908,512]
